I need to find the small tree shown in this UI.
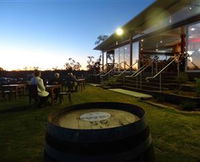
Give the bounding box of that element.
[0,67,4,77]
[95,35,109,45]
[64,58,81,72]
[87,56,101,73]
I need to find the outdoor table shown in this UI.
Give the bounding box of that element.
[2,84,26,97]
[46,84,61,104]
[77,79,85,91]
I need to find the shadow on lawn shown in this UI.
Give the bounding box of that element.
[0,105,33,114]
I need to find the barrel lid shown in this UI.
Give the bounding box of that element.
[48,102,146,131]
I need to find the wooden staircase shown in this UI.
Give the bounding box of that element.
[117,72,179,92]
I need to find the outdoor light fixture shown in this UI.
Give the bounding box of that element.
[116,27,124,36]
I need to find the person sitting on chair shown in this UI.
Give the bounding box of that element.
[31,70,49,106]
[66,72,78,92]
[49,73,61,85]
[49,73,61,102]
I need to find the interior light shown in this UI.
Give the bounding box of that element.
[191,28,196,31]
[187,51,194,55]
[160,40,163,43]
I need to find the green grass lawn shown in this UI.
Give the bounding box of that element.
[0,85,200,162]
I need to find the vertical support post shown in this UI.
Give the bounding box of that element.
[102,51,104,72]
[180,31,186,72]
[106,52,108,67]
[130,36,133,71]
[139,40,142,70]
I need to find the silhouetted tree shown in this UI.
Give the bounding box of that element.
[0,67,4,77]
[95,35,109,45]
[64,58,81,72]
[87,56,101,73]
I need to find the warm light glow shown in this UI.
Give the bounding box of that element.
[0,46,87,71]
[116,28,124,36]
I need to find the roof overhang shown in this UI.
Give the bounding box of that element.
[94,0,192,51]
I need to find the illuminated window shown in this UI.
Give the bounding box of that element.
[187,22,200,71]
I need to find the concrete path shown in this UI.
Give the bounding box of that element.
[109,88,152,99]
[89,83,101,87]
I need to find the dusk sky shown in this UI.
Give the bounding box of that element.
[0,0,155,70]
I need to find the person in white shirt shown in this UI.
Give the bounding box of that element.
[31,70,49,97]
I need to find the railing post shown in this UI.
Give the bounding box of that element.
[159,73,162,92]
[177,61,180,76]
[140,73,142,89]
[155,61,158,74]
[123,76,125,87]
[136,76,138,88]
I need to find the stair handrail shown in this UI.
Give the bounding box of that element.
[126,56,158,78]
[145,55,180,81]
[95,64,108,76]
[125,64,147,78]
[187,53,200,69]
[100,62,123,78]
[115,60,138,77]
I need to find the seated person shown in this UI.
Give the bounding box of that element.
[49,73,61,102]
[66,72,78,92]
[31,70,49,106]
[49,73,61,85]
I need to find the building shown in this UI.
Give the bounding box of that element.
[95,0,200,75]
[94,0,200,107]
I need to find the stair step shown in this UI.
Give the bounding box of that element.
[123,82,169,91]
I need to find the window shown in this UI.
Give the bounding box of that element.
[132,42,139,70]
[187,22,200,71]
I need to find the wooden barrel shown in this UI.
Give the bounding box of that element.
[44,102,155,162]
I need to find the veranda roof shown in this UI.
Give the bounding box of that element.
[94,0,190,51]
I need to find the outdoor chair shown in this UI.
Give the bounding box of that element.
[58,91,72,104]
[28,85,39,104]
[28,85,49,107]
[1,85,16,100]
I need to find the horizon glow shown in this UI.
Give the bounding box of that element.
[0,0,155,71]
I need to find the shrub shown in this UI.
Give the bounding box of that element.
[156,95,165,103]
[180,101,197,111]
[195,78,200,96]
[175,72,189,93]
[176,72,189,84]
[101,77,118,86]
